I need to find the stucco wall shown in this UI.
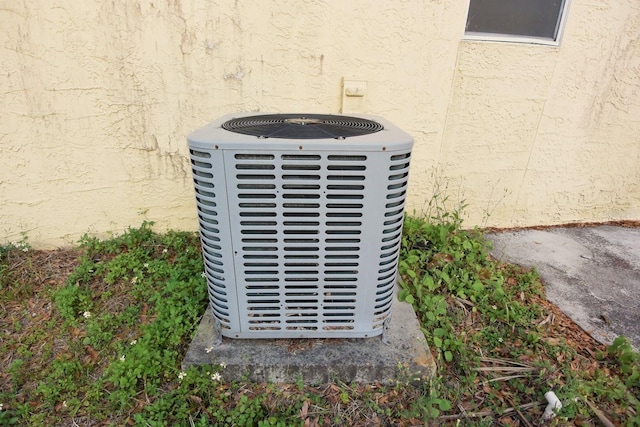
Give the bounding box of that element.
[441,1,640,226]
[1,0,639,248]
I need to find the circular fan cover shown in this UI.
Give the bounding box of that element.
[222,114,383,139]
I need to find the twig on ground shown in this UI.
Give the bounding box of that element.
[453,296,474,308]
[506,396,534,427]
[538,313,555,326]
[439,401,545,421]
[479,357,533,367]
[481,374,528,385]
[584,398,615,427]
[475,366,535,373]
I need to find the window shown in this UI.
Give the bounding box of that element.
[464,0,570,45]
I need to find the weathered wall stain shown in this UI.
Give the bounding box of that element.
[1,0,639,247]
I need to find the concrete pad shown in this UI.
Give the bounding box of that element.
[487,226,640,348]
[182,292,436,384]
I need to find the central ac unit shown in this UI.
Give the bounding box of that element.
[188,113,413,339]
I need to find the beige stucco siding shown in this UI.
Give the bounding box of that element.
[1,0,639,248]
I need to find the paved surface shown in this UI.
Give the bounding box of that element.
[182,292,436,384]
[487,226,640,349]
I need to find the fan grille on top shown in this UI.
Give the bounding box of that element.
[221,114,384,140]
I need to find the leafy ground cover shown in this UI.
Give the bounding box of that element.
[0,218,638,426]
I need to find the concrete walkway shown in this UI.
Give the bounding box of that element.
[487,225,640,349]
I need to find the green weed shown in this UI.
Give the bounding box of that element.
[397,208,638,424]
[2,215,639,425]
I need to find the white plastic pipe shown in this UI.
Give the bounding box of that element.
[542,391,562,420]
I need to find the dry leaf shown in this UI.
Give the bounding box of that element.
[86,345,99,362]
[299,399,310,420]
[187,395,203,405]
[499,416,516,426]
[546,337,561,346]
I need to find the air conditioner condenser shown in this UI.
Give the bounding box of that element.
[188,113,413,339]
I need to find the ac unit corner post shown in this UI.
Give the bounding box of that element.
[188,113,413,340]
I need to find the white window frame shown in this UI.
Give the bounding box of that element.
[463,0,571,47]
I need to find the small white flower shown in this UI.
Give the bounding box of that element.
[498,337,503,343]
[62,401,67,408]
[131,276,138,284]
[492,305,497,310]
[178,371,187,380]
[0,403,4,410]
[200,272,207,278]
[205,346,213,353]
[22,247,28,252]
[143,263,149,268]
[162,248,168,254]
[219,362,227,368]
[120,355,126,362]
[130,340,137,346]
[83,311,91,319]
[211,372,222,381]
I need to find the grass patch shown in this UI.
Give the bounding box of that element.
[0,218,638,425]
[399,214,640,425]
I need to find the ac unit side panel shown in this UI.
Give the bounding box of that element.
[189,147,242,334]
[220,148,412,339]
[374,150,412,329]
